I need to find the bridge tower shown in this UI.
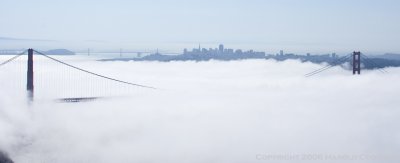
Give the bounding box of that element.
[352,51,361,75]
[27,48,34,100]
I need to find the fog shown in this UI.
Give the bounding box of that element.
[0,57,400,163]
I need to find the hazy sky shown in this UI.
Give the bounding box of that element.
[1,0,399,53]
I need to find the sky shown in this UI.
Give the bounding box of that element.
[1,56,400,162]
[1,0,400,53]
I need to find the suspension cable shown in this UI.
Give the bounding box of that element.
[361,54,388,73]
[0,50,27,67]
[33,50,157,89]
[305,54,352,77]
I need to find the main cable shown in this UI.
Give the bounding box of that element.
[361,54,387,73]
[33,50,157,90]
[0,50,27,67]
[305,54,352,77]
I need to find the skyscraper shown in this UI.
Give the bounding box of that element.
[219,44,224,53]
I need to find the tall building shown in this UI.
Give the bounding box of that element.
[219,44,224,53]
[280,50,284,56]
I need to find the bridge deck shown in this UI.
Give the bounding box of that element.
[57,97,100,103]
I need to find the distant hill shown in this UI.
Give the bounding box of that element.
[44,49,75,55]
[371,53,400,60]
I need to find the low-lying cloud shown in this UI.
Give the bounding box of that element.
[0,57,400,163]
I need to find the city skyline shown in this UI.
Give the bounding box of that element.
[0,43,394,56]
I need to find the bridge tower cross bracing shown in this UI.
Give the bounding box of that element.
[353,51,361,75]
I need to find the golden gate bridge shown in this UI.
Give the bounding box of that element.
[0,49,386,102]
[0,48,157,102]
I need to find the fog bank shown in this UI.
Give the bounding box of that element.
[1,59,400,163]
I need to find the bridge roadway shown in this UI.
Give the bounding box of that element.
[57,97,100,103]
